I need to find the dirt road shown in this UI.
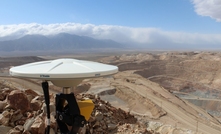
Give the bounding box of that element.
[0,76,59,94]
[112,72,221,134]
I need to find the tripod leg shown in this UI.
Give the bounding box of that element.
[42,81,50,134]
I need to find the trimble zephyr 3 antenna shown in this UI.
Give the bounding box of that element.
[10,58,118,134]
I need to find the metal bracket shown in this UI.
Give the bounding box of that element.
[56,92,86,134]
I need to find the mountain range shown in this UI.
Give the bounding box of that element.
[0,33,125,52]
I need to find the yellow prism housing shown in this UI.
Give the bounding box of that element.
[77,99,95,121]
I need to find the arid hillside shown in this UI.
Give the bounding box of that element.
[99,52,221,122]
[1,51,221,134]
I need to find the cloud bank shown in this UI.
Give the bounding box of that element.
[192,0,221,22]
[0,23,221,49]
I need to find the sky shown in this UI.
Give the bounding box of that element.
[0,0,221,50]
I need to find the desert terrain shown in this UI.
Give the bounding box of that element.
[1,51,221,133]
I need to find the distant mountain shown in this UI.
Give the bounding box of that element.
[0,33,125,52]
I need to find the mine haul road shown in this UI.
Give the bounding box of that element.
[114,78,221,134]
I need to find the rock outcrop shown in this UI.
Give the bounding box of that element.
[7,90,30,113]
[0,87,153,134]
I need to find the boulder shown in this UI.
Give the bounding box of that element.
[0,88,12,101]
[14,125,24,132]
[30,116,45,134]
[10,110,23,123]
[108,123,117,130]
[94,110,103,121]
[30,99,42,111]
[24,89,39,97]
[14,117,26,126]
[0,110,11,126]
[0,93,5,101]
[23,118,35,132]
[7,90,30,113]
[0,101,7,112]
[8,128,21,134]
[25,89,40,102]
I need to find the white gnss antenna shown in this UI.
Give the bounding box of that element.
[10,58,118,134]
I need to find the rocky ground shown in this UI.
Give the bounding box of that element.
[0,83,153,134]
[1,51,221,133]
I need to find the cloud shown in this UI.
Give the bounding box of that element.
[0,23,221,49]
[192,0,221,22]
